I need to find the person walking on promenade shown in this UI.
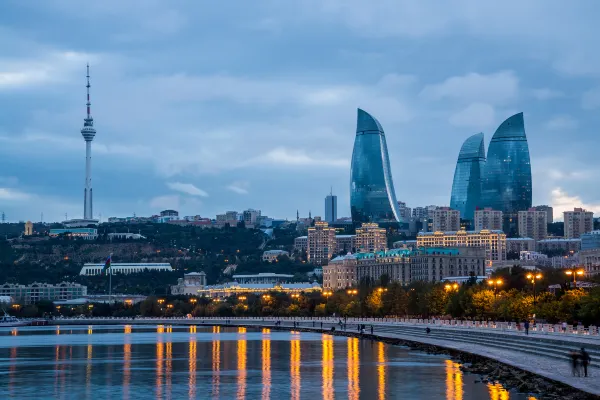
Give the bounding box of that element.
[570,350,581,376]
[581,348,591,377]
[562,321,567,333]
[524,320,530,335]
[370,325,374,335]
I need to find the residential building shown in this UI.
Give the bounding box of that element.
[431,207,461,232]
[261,250,289,262]
[307,221,336,265]
[80,263,173,275]
[397,201,412,220]
[518,208,548,241]
[582,231,600,251]
[450,133,486,220]
[325,193,337,223]
[474,208,503,231]
[323,254,358,289]
[197,282,322,298]
[410,247,486,282]
[412,207,429,219]
[417,229,507,265]
[158,209,179,223]
[0,282,87,305]
[355,249,412,285]
[355,223,387,253]
[24,221,33,236]
[232,273,294,284]
[49,228,98,240]
[350,108,402,224]
[535,205,554,223]
[243,209,261,227]
[519,251,548,264]
[580,249,600,276]
[564,208,594,238]
[171,272,207,295]
[107,233,146,240]
[536,238,581,254]
[506,238,536,253]
[293,236,308,252]
[480,113,532,234]
[393,240,418,249]
[335,235,356,253]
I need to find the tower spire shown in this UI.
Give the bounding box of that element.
[81,64,97,221]
[86,63,91,118]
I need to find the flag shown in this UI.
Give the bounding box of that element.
[102,255,111,274]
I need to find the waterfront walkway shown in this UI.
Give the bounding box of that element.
[50,317,600,396]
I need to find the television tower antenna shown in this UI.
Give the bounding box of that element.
[1,211,5,223]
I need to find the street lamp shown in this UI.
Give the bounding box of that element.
[377,287,388,293]
[346,289,358,295]
[487,278,503,298]
[322,290,333,298]
[158,299,165,305]
[444,283,459,292]
[262,294,271,300]
[526,272,542,304]
[190,298,198,304]
[565,268,585,288]
[291,293,300,300]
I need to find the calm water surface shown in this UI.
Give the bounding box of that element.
[0,325,537,399]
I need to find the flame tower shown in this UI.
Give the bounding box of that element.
[81,64,96,220]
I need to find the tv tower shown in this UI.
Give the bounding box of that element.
[81,64,96,220]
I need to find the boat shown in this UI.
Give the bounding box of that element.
[0,311,29,327]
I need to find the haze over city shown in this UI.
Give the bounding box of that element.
[2,1,600,222]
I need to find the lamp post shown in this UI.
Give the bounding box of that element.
[564,268,585,289]
[526,272,542,304]
[444,283,459,292]
[487,278,503,299]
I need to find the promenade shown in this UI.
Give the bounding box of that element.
[50,316,600,396]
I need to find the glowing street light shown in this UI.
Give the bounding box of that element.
[565,268,585,288]
[444,283,459,292]
[291,293,300,299]
[487,278,503,298]
[346,289,358,295]
[158,299,166,305]
[526,272,543,304]
[262,294,271,300]
[238,296,247,301]
[322,290,333,298]
[377,287,388,293]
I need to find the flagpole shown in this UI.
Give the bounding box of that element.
[109,253,113,305]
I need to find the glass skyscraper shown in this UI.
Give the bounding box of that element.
[450,133,485,221]
[350,108,402,224]
[481,112,532,228]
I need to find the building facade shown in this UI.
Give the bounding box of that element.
[536,239,581,254]
[518,208,548,241]
[325,193,337,223]
[397,201,412,221]
[506,237,536,253]
[564,208,594,239]
[0,282,87,305]
[307,221,337,265]
[481,113,532,233]
[355,249,412,285]
[535,205,554,223]
[335,235,356,253]
[417,229,506,265]
[24,221,33,236]
[581,231,600,251]
[350,108,402,224]
[261,250,289,262]
[450,133,486,221]
[410,247,486,283]
[80,263,173,275]
[171,272,207,295]
[474,208,503,231]
[293,236,308,252]
[431,207,461,232]
[580,249,600,276]
[49,228,98,240]
[197,282,322,298]
[323,254,358,289]
[355,223,387,253]
[232,273,294,284]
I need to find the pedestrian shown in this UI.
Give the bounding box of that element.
[569,350,581,377]
[426,327,431,334]
[370,325,374,335]
[320,322,323,329]
[562,321,567,333]
[580,348,591,377]
[524,320,530,335]
[360,326,365,335]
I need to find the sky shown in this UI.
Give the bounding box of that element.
[1,0,600,223]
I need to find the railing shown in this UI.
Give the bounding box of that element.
[48,315,599,337]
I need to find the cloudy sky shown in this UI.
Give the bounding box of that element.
[1,0,600,222]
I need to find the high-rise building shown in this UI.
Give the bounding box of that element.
[474,208,503,231]
[518,208,548,241]
[431,207,461,232]
[564,208,594,238]
[355,223,387,253]
[581,231,600,251]
[324,191,337,223]
[397,201,412,220]
[24,221,33,236]
[506,238,536,253]
[481,113,532,233]
[81,65,97,221]
[243,209,261,226]
[307,221,337,265]
[350,109,402,224]
[450,133,485,220]
[535,205,554,224]
[417,229,507,266]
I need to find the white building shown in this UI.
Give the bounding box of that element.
[262,250,289,262]
[474,208,503,231]
[197,282,322,298]
[80,263,173,275]
[171,272,207,295]
[564,208,594,239]
[293,236,308,252]
[431,207,460,232]
[107,233,146,240]
[232,273,294,284]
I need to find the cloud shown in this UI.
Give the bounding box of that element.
[248,147,349,168]
[551,188,600,220]
[227,181,250,195]
[166,182,208,197]
[449,103,495,128]
[0,188,31,201]
[582,87,600,110]
[545,115,578,131]
[420,71,518,105]
[531,88,564,100]
[149,195,180,210]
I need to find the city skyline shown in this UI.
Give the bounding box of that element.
[2,2,600,222]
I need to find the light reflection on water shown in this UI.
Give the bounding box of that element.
[0,325,537,400]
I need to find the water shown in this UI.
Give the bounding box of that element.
[0,325,536,399]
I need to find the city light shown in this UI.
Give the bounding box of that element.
[487,278,503,298]
[322,290,333,298]
[565,268,585,288]
[526,272,542,304]
[444,283,459,291]
[377,287,388,293]
[346,289,358,295]
[158,299,165,305]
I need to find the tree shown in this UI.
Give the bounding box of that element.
[366,290,383,316]
[470,289,496,319]
[140,296,161,316]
